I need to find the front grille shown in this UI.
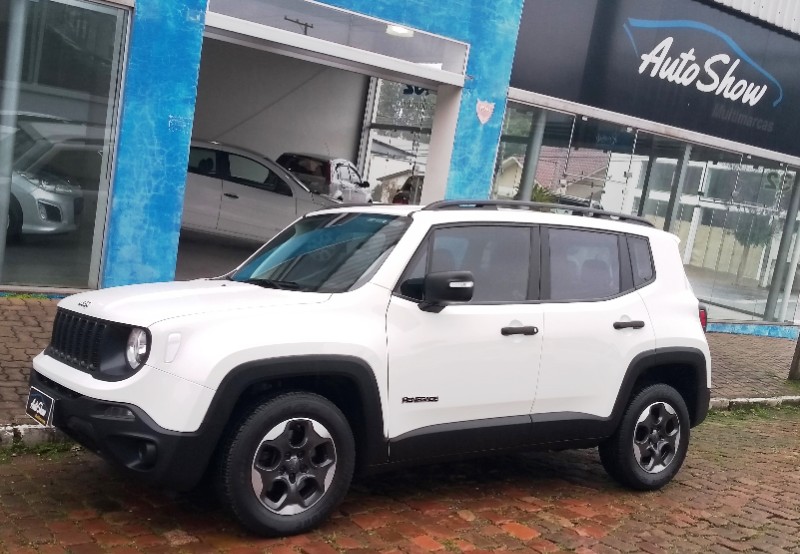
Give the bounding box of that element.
[47,309,107,372]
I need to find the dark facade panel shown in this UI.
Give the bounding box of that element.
[512,0,800,158]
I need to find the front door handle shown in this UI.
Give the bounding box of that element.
[223,193,239,199]
[501,326,539,336]
[613,320,645,330]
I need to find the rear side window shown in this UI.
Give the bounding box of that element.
[629,236,655,287]
[188,148,217,176]
[547,228,621,301]
[278,154,326,177]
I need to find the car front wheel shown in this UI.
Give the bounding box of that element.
[219,392,355,536]
[599,384,690,490]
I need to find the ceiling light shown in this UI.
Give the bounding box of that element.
[386,24,414,38]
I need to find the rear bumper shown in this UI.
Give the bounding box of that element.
[30,370,215,491]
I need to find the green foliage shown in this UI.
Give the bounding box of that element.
[0,292,55,299]
[733,212,774,248]
[0,439,77,464]
[530,184,554,203]
[707,403,800,422]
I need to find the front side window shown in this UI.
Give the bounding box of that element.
[228,154,270,186]
[548,228,621,301]
[231,213,410,293]
[399,225,532,303]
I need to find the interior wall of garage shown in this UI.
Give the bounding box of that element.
[192,40,369,162]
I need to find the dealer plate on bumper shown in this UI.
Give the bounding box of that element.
[26,387,55,426]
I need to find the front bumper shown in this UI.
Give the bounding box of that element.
[29,370,215,491]
[17,186,83,235]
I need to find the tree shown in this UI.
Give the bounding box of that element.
[531,183,554,203]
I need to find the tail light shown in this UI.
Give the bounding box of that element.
[698,305,708,332]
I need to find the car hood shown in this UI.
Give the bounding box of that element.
[59,280,331,327]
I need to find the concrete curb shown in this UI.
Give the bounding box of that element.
[2,395,800,449]
[709,395,800,410]
[0,423,69,448]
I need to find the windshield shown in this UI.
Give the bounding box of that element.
[231,212,410,292]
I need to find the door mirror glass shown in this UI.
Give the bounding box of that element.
[420,271,474,312]
[360,180,371,188]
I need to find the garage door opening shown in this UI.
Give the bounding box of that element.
[175,30,448,280]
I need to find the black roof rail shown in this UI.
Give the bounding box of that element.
[421,199,655,227]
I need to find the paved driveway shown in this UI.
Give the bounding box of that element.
[1,408,799,553]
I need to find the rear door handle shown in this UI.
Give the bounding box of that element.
[501,326,539,336]
[223,193,239,199]
[613,320,645,330]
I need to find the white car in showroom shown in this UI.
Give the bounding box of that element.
[276,152,373,204]
[182,141,337,242]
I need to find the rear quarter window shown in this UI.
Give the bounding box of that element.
[629,236,655,287]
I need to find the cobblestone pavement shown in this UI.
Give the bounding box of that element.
[0,297,56,425]
[0,408,799,553]
[2,296,800,424]
[707,333,800,399]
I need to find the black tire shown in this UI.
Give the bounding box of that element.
[218,392,355,536]
[598,384,690,491]
[7,195,22,242]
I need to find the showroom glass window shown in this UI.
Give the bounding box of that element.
[0,0,128,288]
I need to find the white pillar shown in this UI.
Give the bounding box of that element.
[0,0,28,280]
[420,84,461,204]
[779,230,800,322]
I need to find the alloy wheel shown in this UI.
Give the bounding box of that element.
[250,418,337,516]
[631,401,681,474]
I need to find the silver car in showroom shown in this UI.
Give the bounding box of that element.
[5,116,85,241]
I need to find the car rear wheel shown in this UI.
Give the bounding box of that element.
[599,384,689,490]
[218,392,355,536]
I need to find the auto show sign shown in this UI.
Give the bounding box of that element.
[511,0,800,157]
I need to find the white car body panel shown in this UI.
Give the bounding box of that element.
[34,203,711,445]
[533,292,656,417]
[386,295,543,438]
[182,173,222,231]
[217,179,295,238]
[59,280,331,328]
[143,283,392,433]
[32,354,215,432]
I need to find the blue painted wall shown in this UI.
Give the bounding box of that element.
[102,0,523,287]
[101,0,206,287]
[319,0,525,199]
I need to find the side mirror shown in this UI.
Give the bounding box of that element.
[360,180,371,188]
[419,271,474,313]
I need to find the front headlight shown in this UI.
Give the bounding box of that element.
[126,328,149,369]
[20,172,77,194]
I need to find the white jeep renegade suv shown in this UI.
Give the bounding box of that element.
[27,200,711,536]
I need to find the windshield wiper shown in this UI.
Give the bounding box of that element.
[242,278,304,290]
